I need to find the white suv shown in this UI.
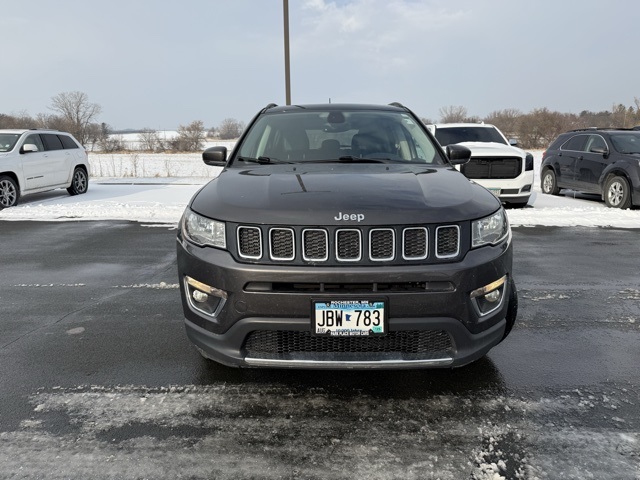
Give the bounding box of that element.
[428,123,534,208]
[0,129,89,208]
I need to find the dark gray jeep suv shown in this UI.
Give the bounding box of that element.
[177,103,517,369]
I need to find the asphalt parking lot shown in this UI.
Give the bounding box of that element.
[1,221,639,479]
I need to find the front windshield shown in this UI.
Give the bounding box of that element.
[0,133,21,152]
[235,109,445,165]
[610,132,640,154]
[435,126,507,146]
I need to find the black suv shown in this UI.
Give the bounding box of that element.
[541,128,640,208]
[177,103,517,369]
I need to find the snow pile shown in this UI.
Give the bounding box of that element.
[1,151,639,228]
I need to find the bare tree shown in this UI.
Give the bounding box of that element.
[0,110,38,129]
[171,120,205,152]
[438,105,469,123]
[516,108,574,149]
[48,91,102,145]
[217,118,245,139]
[94,123,124,152]
[35,112,71,131]
[138,129,165,152]
[483,109,522,137]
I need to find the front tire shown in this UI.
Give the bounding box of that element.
[67,167,88,196]
[604,175,631,209]
[541,169,559,195]
[0,175,20,208]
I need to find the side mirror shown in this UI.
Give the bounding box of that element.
[590,145,608,157]
[508,138,519,147]
[21,144,38,154]
[202,146,227,166]
[446,144,471,165]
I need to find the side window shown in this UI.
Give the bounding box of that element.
[58,135,79,149]
[42,133,64,151]
[24,134,45,152]
[561,134,587,152]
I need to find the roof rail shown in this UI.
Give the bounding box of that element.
[569,127,637,132]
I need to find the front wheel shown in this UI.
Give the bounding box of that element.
[67,167,89,196]
[604,175,631,209]
[541,169,559,195]
[0,175,20,208]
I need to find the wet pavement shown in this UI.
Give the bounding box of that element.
[0,221,639,479]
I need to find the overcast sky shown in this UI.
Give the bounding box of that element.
[3,0,639,130]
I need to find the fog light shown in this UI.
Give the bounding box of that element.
[192,290,209,303]
[470,275,507,316]
[185,276,227,317]
[484,289,501,303]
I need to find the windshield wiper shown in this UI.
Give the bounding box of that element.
[236,156,292,164]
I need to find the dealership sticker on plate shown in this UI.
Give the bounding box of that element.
[313,299,386,336]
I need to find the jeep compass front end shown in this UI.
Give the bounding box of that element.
[177,103,517,369]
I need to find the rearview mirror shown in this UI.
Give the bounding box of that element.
[202,146,228,166]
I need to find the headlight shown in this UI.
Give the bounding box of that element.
[525,153,534,171]
[472,209,510,248]
[182,209,226,249]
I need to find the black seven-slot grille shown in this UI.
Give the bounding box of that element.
[461,156,522,179]
[235,224,461,265]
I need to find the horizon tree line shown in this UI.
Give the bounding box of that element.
[2,91,640,152]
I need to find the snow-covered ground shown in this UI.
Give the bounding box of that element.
[1,150,639,228]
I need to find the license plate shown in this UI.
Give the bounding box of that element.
[312,299,386,336]
[488,188,501,197]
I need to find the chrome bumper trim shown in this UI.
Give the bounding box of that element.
[244,357,454,368]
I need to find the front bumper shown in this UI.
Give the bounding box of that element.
[177,236,513,369]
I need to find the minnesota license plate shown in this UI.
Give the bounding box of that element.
[313,299,386,336]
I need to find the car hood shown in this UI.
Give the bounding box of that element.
[189,163,500,226]
[455,142,526,158]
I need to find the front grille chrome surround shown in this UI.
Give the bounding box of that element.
[233,223,463,265]
[335,229,362,262]
[369,228,395,261]
[302,228,329,262]
[269,228,295,261]
[237,226,262,259]
[402,227,428,260]
[436,225,460,259]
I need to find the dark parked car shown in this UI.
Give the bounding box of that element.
[540,128,640,208]
[177,103,517,369]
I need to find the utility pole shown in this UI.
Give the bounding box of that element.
[283,0,291,105]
